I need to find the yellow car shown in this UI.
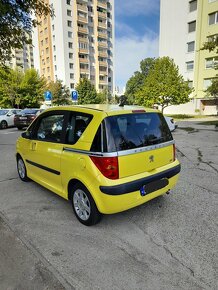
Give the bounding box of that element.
[16,105,180,226]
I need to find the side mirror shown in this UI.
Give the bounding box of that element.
[7,113,12,116]
[21,131,32,139]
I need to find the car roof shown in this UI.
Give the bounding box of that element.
[44,104,158,116]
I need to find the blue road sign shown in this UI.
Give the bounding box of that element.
[71,90,78,101]
[44,91,52,101]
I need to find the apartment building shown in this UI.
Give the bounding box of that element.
[33,0,114,95]
[7,34,34,72]
[159,0,218,115]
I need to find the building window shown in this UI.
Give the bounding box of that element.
[70,73,74,79]
[67,0,71,5]
[203,78,212,89]
[188,21,196,32]
[208,0,218,3]
[54,55,56,61]
[69,63,74,69]
[41,40,43,46]
[68,31,73,38]
[67,10,72,16]
[70,83,74,89]
[187,41,195,52]
[52,24,55,31]
[53,45,56,51]
[46,47,49,54]
[69,53,73,59]
[68,20,72,27]
[55,65,57,71]
[189,0,197,12]
[186,61,194,71]
[47,67,50,73]
[205,57,218,68]
[209,12,218,25]
[68,42,73,48]
[188,81,193,88]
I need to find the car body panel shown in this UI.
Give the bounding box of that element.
[16,105,180,215]
[0,109,21,128]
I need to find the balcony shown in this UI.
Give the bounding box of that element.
[78,26,88,34]
[98,12,107,19]
[98,31,107,39]
[99,79,108,85]
[79,57,89,63]
[99,60,107,67]
[97,1,107,9]
[98,51,108,58]
[98,21,107,29]
[78,15,88,23]
[78,37,88,43]
[80,67,89,73]
[79,47,89,54]
[77,4,87,12]
[98,41,107,48]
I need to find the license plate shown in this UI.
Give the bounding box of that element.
[20,117,27,120]
[140,178,169,196]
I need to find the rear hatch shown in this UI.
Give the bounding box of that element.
[104,112,175,178]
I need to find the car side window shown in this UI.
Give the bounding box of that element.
[66,113,92,144]
[36,114,65,143]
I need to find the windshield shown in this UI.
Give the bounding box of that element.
[19,109,39,115]
[0,110,9,116]
[105,113,173,152]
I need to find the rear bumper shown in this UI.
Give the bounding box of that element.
[100,164,181,195]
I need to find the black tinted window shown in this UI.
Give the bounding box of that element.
[20,109,39,115]
[65,113,92,144]
[105,113,172,152]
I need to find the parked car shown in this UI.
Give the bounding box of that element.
[164,116,177,131]
[0,109,21,129]
[16,105,181,226]
[14,108,41,130]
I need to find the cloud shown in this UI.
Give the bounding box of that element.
[116,0,159,17]
[115,34,159,90]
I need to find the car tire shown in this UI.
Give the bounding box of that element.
[17,156,30,182]
[0,120,8,129]
[71,183,102,226]
[17,126,23,130]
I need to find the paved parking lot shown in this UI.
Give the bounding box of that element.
[0,122,217,290]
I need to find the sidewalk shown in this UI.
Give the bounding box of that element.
[0,215,66,290]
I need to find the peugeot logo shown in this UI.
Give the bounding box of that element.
[149,155,154,162]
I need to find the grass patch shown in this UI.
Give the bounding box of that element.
[198,120,218,126]
[167,114,216,120]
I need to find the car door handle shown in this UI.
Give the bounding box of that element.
[31,141,37,151]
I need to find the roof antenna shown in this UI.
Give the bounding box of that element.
[119,95,127,107]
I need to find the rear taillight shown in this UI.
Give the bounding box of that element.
[90,156,119,179]
[30,116,36,120]
[173,144,176,161]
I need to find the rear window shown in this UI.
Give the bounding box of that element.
[19,109,39,115]
[104,113,173,152]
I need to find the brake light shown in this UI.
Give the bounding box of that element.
[30,116,36,119]
[173,144,176,161]
[132,110,145,113]
[90,156,119,179]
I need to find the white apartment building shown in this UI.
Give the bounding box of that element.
[33,0,115,95]
[159,0,218,115]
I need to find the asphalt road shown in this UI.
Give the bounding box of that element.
[0,122,217,290]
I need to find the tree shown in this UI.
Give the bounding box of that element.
[0,67,46,108]
[201,35,218,54]
[75,78,98,104]
[135,57,192,112]
[0,0,53,64]
[125,58,155,104]
[0,66,23,107]
[19,68,46,108]
[47,80,71,105]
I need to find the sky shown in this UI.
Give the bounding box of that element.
[115,0,160,91]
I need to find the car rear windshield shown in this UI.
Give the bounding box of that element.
[19,109,39,115]
[104,113,173,152]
